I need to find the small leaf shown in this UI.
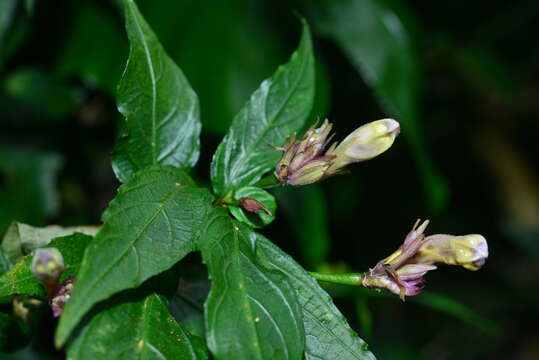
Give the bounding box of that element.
[210,19,315,195]
[67,293,207,360]
[256,234,376,360]
[0,233,92,298]
[199,209,304,360]
[111,0,201,183]
[309,0,448,212]
[1,222,99,263]
[55,166,213,347]
[229,186,276,228]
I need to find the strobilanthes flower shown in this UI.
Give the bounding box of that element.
[274,119,400,186]
[362,219,488,300]
[31,248,65,283]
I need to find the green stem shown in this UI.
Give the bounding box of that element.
[254,173,280,188]
[309,271,365,286]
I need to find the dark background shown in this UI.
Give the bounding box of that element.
[1,0,538,359]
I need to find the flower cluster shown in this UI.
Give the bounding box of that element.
[274,119,400,186]
[361,219,488,300]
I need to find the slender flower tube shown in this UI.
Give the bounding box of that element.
[361,219,488,300]
[274,119,400,186]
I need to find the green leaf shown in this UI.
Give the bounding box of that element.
[67,293,207,360]
[210,20,315,195]
[0,148,62,235]
[111,0,201,183]
[310,0,448,212]
[199,209,304,360]
[256,234,376,360]
[0,233,92,298]
[55,166,213,347]
[273,185,330,268]
[1,222,99,263]
[229,186,276,228]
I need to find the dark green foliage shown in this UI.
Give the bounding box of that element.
[56,166,213,346]
[210,20,315,196]
[67,293,207,360]
[199,209,304,360]
[112,0,201,183]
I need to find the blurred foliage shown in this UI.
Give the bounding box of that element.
[0,0,538,359]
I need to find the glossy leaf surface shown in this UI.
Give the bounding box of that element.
[112,0,201,183]
[256,234,376,360]
[200,209,304,360]
[56,166,213,347]
[210,20,315,195]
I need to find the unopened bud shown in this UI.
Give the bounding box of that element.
[326,119,400,174]
[239,197,272,216]
[413,234,488,271]
[31,248,64,282]
[50,276,75,317]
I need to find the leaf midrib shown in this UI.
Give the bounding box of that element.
[130,2,158,164]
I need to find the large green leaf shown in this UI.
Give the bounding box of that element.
[309,0,448,212]
[55,166,213,347]
[67,293,207,360]
[199,209,304,360]
[1,222,99,263]
[111,0,201,183]
[210,20,315,196]
[256,234,376,360]
[0,233,92,298]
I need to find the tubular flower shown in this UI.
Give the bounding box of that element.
[31,248,65,283]
[274,119,400,186]
[362,219,488,300]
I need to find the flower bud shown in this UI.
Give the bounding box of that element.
[31,248,64,282]
[274,120,335,186]
[273,118,400,186]
[326,119,400,175]
[239,197,272,216]
[412,234,488,271]
[361,219,488,300]
[50,276,75,317]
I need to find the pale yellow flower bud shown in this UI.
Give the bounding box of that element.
[413,234,488,271]
[326,119,400,175]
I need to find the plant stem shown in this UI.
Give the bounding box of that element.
[308,271,365,286]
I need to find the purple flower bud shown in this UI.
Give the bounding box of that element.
[362,219,488,300]
[50,276,75,318]
[239,197,272,216]
[274,119,400,186]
